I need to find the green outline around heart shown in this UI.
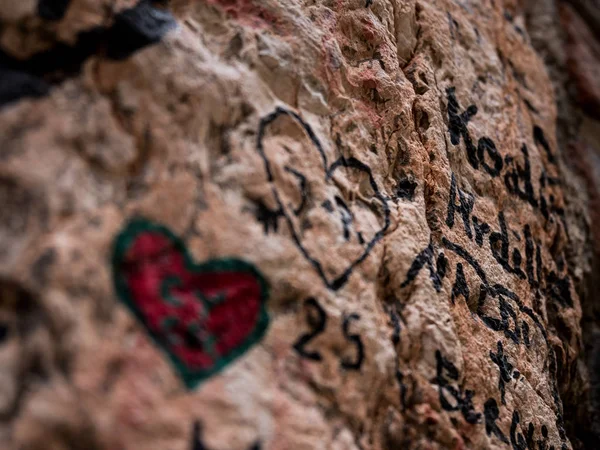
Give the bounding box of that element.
[112,218,270,389]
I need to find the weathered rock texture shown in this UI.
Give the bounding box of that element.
[0,0,598,449]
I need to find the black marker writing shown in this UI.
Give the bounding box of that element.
[533,126,556,165]
[446,173,474,239]
[504,145,538,208]
[510,410,528,450]
[489,341,516,405]
[472,216,490,247]
[257,108,390,291]
[255,201,282,234]
[431,350,481,424]
[401,243,448,292]
[387,307,408,410]
[294,298,366,370]
[446,88,503,177]
[489,212,526,280]
[484,398,509,444]
[544,271,573,308]
[335,196,354,242]
[524,225,539,289]
[293,297,327,361]
[451,263,470,305]
[341,313,364,370]
[284,166,309,216]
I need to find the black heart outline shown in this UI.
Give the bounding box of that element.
[257,107,390,291]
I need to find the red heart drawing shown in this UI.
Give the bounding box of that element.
[112,219,269,388]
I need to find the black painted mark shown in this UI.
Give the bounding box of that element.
[472,216,490,247]
[447,87,478,168]
[477,137,503,176]
[441,237,549,347]
[329,200,360,241]
[396,178,417,200]
[504,145,538,208]
[191,421,207,450]
[293,297,327,361]
[387,307,408,410]
[433,231,567,441]
[257,108,327,182]
[389,308,401,346]
[533,126,556,165]
[257,107,390,291]
[521,321,530,347]
[431,350,481,424]
[401,243,447,292]
[536,172,565,224]
[254,201,282,234]
[478,292,508,340]
[293,298,366,371]
[489,341,514,405]
[548,349,568,443]
[326,157,391,288]
[524,98,539,114]
[539,191,549,221]
[542,171,561,187]
[538,425,552,450]
[0,1,177,107]
[38,0,71,21]
[477,288,524,345]
[512,247,524,276]
[396,369,408,411]
[451,263,469,305]
[489,213,572,309]
[524,225,539,289]
[446,173,474,239]
[509,411,525,450]
[341,313,364,370]
[284,167,308,215]
[442,237,487,284]
[509,413,557,450]
[495,284,548,343]
[526,423,536,450]
[536,242,543,289]
[509,410,536,450]
[489,212,526,280]
[335,196,354,241]
[446,87,503,176]
[321,200,334,213]
[484,398,509,444]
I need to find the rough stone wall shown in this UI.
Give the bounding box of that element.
[524,0,600,447]
[0,1,596,449]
